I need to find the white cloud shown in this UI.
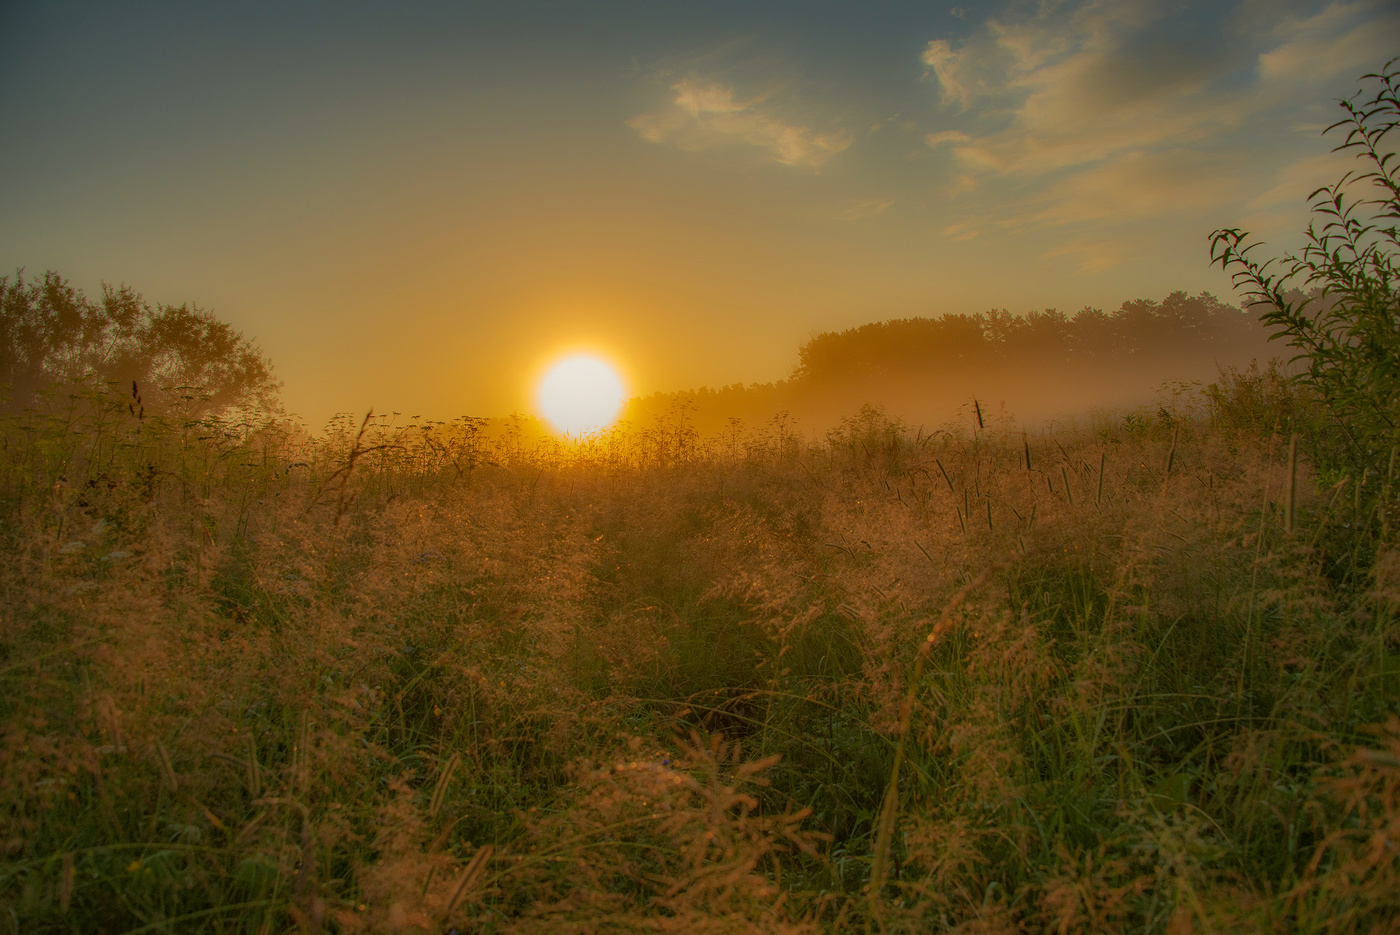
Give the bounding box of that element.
[629,79,853,170]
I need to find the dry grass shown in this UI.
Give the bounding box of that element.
[1,378,1397,933]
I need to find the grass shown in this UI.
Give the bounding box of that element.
[1,378,1397,934]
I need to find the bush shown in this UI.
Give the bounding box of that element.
[1211,59,1399,481]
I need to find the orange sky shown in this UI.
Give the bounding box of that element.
[2,1,1397,426]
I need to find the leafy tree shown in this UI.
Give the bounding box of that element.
[1211,59,1399,475]
[0,270,279,414]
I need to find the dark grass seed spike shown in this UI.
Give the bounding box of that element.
[246,734,261,798]
[59,853,74,914]
[155,739,178,792]
[1285,433,1298,534]
[296,710,311,794]
[935,458,955,494]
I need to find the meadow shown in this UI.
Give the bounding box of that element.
[1,362,1397,935]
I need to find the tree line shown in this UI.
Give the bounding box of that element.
[793,290,1266,385]
[623,289,1278,435]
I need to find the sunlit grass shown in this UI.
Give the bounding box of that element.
[1,371,1397,933]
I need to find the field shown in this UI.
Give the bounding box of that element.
[2,370,1398,934]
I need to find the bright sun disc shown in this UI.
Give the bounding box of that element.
[537,355,625,435]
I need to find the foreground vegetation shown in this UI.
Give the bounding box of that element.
[1,365,1397,934]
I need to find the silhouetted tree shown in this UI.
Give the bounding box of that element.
[0,270,279,414]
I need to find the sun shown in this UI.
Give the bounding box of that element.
[536,354,626,435]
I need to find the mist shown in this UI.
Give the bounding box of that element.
[619,288,1282,438]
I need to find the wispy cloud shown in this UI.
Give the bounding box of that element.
[839,197,895,220]
[1043,238,1126,273]
[1013,149,1245,227]
[921,0,1400,232]
[925,130,970,148]
[1245,150,1357,211]
[1257,0,1393,81]
[629,79,853,170]
[941,219,981,241]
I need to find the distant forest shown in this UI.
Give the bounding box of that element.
[622,290,1281,434]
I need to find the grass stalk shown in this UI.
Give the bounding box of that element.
[868,565,1002,923]
[1285,432,1298,534]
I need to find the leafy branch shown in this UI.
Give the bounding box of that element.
[1211,58,1400,473]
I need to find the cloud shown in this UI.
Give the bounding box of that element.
[1245,150,1357,211]
[1043,238,1126,272]
[922,39,974,109]
[921,0,1400,231]
[949,174,977,196]
[926,1,1239,175]
[1258,0,1395,81]
[1012,149,1246,228]
[840,198,895,220]
[925,130,971,148]
[1235,146,1378,236]
[629,79,853,170]
[941,219,981,240]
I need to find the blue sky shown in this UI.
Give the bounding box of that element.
[2,0,1396,424]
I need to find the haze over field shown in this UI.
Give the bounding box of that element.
[3,0,1398,427]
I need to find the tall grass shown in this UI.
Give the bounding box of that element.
[1,377,1397,933]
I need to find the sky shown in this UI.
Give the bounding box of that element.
[2,0,1397,427]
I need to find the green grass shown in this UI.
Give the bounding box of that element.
[1,381,1397,933]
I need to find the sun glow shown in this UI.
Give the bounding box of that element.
[536,354,626,435]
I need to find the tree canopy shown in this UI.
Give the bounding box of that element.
[0,270,279,414]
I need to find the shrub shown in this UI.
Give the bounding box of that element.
[1211,59,1399,480]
